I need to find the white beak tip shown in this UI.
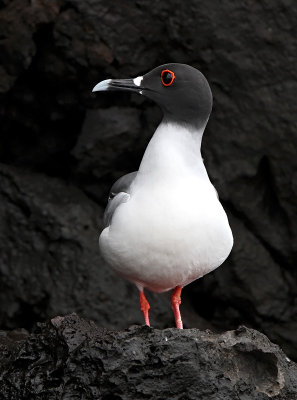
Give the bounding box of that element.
[92,79,112,93]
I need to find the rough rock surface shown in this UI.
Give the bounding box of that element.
[0,314,297,400]
[0,0,297,361]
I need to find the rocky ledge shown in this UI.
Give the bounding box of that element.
[0,314,296,400]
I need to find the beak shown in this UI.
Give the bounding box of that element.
[92,76,143,94]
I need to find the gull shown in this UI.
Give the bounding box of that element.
[92,63,233,328]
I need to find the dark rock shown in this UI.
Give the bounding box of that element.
[72,107,141,177]
[71,106,142,201]
[0,0,60,93]
[0,314,297,399]
[0,0,297,362]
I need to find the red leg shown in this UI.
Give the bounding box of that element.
[139,291,150,326]
[171,286,183,329]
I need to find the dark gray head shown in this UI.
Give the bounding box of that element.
[93,63,212,130]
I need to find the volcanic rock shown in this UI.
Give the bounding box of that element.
[1,314,297,400]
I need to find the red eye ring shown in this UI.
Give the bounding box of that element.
[161,69,175,86]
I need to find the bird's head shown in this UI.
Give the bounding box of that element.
[93,63,213,130]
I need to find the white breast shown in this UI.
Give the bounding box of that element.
[99,122,233,292]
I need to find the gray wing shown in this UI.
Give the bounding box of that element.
[103,171,137,227]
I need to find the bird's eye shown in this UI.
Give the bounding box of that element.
[161,69,175,86]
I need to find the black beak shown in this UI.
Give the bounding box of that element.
[92,78,143,94]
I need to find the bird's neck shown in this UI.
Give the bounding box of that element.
[138,120,208,180]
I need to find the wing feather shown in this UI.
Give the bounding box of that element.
[103,171,137,227]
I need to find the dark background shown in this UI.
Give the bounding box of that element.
[0,0,296,360]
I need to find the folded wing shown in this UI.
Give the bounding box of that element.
[103,171,137,227]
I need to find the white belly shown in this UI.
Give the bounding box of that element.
[99,177,233,293]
